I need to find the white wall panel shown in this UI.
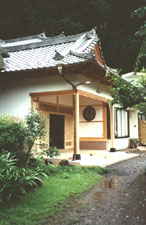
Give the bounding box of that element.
[79,122,103,137]
[0,76,72,118]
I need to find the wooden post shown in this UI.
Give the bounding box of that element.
[73,90,80,160]
[31,97,34,111]
[110,105,116,151]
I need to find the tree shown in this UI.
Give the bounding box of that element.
[0,0,144,73]
[110,68,146,114]
[132,5,146,69]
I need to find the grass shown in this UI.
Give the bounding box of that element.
[0,166,108,225]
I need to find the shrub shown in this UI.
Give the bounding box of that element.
[129,138,139,148]
[0,112,47,166]
[25,111,46,164]
[0,151,47,205]
[0,115,27,154]
[29,157,60,176]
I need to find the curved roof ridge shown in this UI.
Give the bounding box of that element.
[75,29,97,53]
[70,50,95,60]
[54,28,98,60]
[54,33,87,59]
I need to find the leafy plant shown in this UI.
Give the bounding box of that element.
[25,111,46,165]
[0,165,108,225]
[129,138,139,148]
[29,157,60,176]
[39,146,60,158]
[0,112,47,166]
[132,6,146,69]
[0,151,47,205]
[109,69,146,114]
[0,114,27,155]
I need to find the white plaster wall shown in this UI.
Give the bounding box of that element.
[129,110,139,138]
[114,138,129,150]
[0,72,111,122]
[79,122,103,137]
[79,95,103,137]
[0,75,72,118]
[77,75,111,100]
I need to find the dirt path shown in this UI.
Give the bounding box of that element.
[43,153,146,225]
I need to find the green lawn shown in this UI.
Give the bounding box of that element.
[0,166,107,225]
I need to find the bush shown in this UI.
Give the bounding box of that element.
[29,157,60,176]
[0,112,47,166]
[0,115,27,154]
[129,138,139,148]
[0,151,47,205]
[25,111,46,163]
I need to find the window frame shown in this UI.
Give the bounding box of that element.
[114,108,129,139]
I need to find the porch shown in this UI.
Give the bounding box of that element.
[44,149,139,167]
[30,89,114,159]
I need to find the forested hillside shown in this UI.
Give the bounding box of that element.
[0,0,145,72]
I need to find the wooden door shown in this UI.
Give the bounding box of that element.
[139,120,146,144]
[50,114,65,149]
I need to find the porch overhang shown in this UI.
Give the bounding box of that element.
[30,89,112,160]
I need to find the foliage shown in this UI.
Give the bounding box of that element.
[31,157,110,177]
[132,5,146,69]
[0,151,47,205]
[25,111,46,164]
[129,138,139,148]
[0,112,46,166]
[0,115,28,155]
[39,146,60,158]
[0,0,145,72]
[29,157,61,176]
[0,165,109,224]
[110,69,146,113]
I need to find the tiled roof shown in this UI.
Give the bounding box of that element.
[0,29,103,73]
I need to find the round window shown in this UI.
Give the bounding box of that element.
[83,106,96,121]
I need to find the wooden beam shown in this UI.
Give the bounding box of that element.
[30,90,73,97]
[94,43,104,65]
[35,100,73,109]
[110,105,114,148]
[80,137,107,141]
[103,104,107,139]
[73,91,80,160]
[77,89,109,103]
[31,97,34,111]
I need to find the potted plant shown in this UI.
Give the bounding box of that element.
[129,138,138,148]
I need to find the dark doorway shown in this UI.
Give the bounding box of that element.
[50,114,64,149]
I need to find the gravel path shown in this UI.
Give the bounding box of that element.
[43,152,146,225]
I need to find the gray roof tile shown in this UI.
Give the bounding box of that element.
[0,29,102,73]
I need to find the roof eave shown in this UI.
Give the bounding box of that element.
[0,58,113,85]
